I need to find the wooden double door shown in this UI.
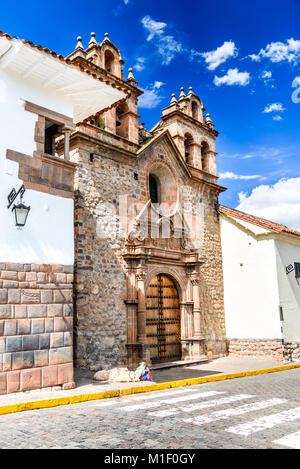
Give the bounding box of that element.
[146,274,181,363]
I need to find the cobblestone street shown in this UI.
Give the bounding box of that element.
[1,368,300,449]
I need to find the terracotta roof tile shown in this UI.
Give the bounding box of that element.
[218,205,300,238]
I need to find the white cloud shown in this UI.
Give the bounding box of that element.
[141,15,166,40]
[153,81,164,89]
[262,71,272,79]
[263,103,286,113]
[249,38,300,65]
[157,35,182,65]
[141,15,182,65]
[273,115,283,121]
[214,68,250,86]
[134,57,145,72]
[139,81,165,109]
[260,70,274,88]
[219,172,265,180]
[236,177,300,230]
[200,41,237,70]
[292,76,300,87]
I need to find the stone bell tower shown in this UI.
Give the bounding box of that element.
[67,32,142,145]
[151,87,218,176]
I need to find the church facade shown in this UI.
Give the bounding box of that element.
[65,33,227,370]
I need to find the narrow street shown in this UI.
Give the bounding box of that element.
[1,368,300,449]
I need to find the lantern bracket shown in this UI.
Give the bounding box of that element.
[7,184,26,210]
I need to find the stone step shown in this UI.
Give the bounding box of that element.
[150,357,208,370]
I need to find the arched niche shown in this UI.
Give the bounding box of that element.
[148,162,178,217]
[184,133,194,165]
[201,141,210,172]
[116,101,129,138]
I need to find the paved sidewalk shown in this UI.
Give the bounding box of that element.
[0,355,290,407]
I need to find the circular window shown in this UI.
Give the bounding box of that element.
[148,163,178,217]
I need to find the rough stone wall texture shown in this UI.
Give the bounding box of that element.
[228,338,300,361]
[180,181,227,359]
[73,148,140,370]
[0,263,74,394]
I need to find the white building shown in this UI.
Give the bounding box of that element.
[219,205,300,361]
[0,30,126,394]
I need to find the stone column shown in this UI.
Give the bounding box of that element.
[136,270,147,343]
[62,128,72,161]
[191,278,201,338]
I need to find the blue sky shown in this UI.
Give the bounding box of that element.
[1,0,300,227]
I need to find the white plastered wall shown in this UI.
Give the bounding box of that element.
[275,237,300,342]
[220,215,282,339]
[0,68,74,265]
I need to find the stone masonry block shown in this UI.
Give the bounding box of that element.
[49,346,72,365]
[50,332,64,348]
[64,332,73,347]
[0,320,3,336]
[54,290,72,304]
[31,264,42,272]
[55,273,67,284]
[20,368,41,391]
[1,271,18,281]
[39,333,50,350]
[34,349,49,367]
[47,304,63,317]
[3,281,18,289]
[37,273,47,283]
[8,289,21,304]
[0,289,8,304]
[63,304,73,317]
[2,353,11,371]
[45,318,54,333]
[54,317,72,333]
[5,263,24,272]
[14,305,27,319]
[17,319,31,335]
[6,370,20,393]
[0,305,12,319]
[0,373,7,395]
[25,272,37,282]
[12,351,34,370]
[0,337,5,353]
[57,363,74,385]
[6,336,22,353]
[67,274,74,283]
[22,335,39,351]
[41,290,53,304]
[18,272,26,282]
[31,319,45,334]
[4,319,17,336]
[21,290,41,304]
[27,304,47,318]
[42,365,58,387]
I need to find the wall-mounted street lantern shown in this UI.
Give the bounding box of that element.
[7,184,30,229]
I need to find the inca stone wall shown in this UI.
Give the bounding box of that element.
[228,338,300,361]
[0,263,74,394]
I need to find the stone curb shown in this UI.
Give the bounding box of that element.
[1,363,300,416]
